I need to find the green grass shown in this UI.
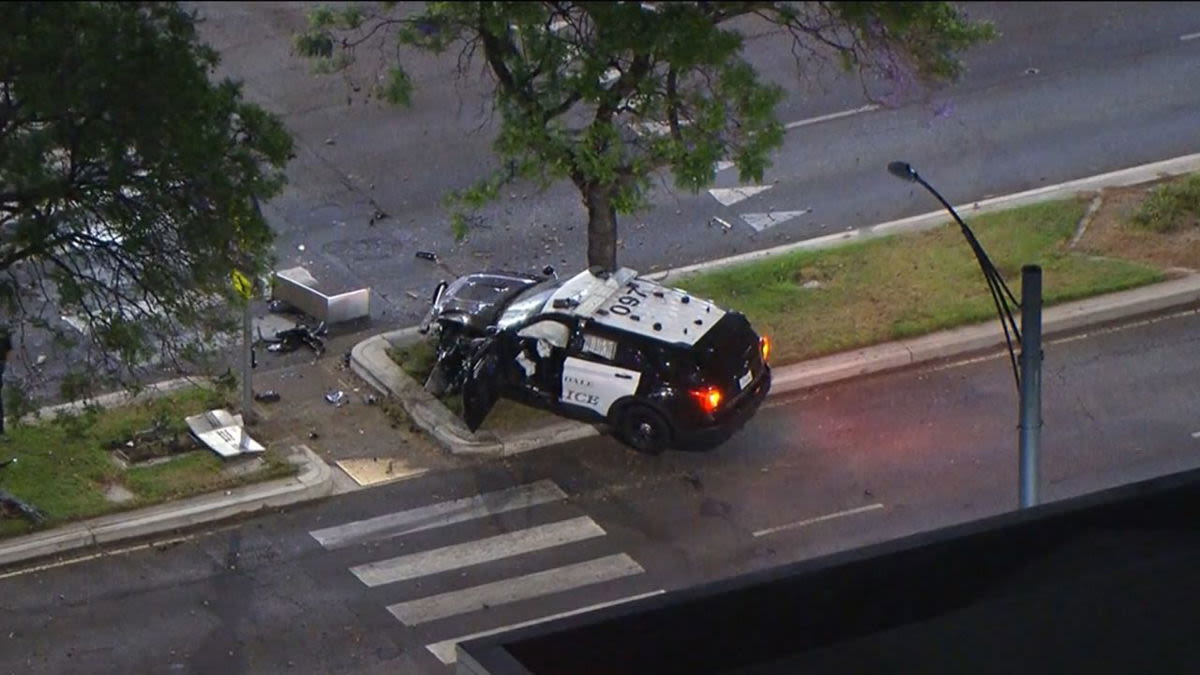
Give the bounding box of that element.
[0,387,296,538]
[1132,174,1200,233]
[679,198,1162,365]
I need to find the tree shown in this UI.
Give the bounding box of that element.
[297,2,993,272]
[0,2,292,399]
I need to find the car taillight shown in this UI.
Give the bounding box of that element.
[690,386,723,414]
[760,335,771,363]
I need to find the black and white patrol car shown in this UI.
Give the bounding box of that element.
[419,266,772,454]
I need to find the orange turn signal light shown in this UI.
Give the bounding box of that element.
[760,335,771,363]
[690,386,723,414]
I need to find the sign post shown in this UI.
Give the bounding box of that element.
[232,269,255,424]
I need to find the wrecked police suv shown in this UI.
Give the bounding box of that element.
[418,266,771,454]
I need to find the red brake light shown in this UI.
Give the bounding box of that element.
[760,335,771,363]
[690,386,723,414]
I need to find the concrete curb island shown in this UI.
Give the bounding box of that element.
[4,153,1200,570]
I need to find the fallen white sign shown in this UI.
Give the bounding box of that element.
[185,409,264,458]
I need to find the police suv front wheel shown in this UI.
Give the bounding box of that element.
[614,405,671,455]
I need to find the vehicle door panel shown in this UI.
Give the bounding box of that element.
[461,338,502,432]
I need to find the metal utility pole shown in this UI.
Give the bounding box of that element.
[1018,265,1043,507]
[888,162,1044,508]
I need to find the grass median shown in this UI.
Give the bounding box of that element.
[0,386,296,539]
[393,174,1199,433]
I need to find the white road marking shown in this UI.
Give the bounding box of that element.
[708,185,773,206]
[308,480,567,550]
[425,590,666,665]
[785,104,880,130]
[0,533,200,581]
[1180,31,1200,41]
[350,516,606,587]
[741,210,811,232]
[387,553,644,625]
[753,503,885,537]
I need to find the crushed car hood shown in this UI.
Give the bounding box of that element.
[432,272,543,332]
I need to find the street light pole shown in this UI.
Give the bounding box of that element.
[887,161,1043,508]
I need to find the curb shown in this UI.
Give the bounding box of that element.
[354,153,1200,458]
[349,330,603,456]
[0,444,333,568]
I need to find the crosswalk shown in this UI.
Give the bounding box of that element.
[308,479,663,667]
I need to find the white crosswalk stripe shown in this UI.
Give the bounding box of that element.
[309,479,566,550]
[349,516,606,587]
[308,479,662,668]
[387,553,644,626]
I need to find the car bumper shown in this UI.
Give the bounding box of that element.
[674,367,772,450]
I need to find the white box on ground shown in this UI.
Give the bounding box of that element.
[273,266,371,324]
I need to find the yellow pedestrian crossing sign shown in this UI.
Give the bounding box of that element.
[231,269,253,300]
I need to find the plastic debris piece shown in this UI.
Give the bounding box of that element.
[254,390,281,403]
[415,251,438,262]
[365,394,378,405]
[268,299,296,314]
[308,430,319,439]
[324,390,347,406]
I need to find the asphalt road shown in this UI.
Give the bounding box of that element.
[9,2,1200,401]
[186,1,1200,329]
[4,307,1197,674]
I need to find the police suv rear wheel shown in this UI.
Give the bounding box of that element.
[615,405,671,455]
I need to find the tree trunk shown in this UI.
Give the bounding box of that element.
[583,182,618,272]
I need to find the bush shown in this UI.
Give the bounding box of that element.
[1131,174,1200,233]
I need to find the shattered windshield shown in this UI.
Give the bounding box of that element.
[496,278,562,330]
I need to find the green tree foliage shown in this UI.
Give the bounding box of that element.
[0,2,292,395]
[297,1,993,271]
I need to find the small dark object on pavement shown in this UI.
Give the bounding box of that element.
[365,394,378,405]
[308,430,319,440]
[268,299,297,314]
[254,390,281,403]
[415,251,438,262]
[259,321,326,357]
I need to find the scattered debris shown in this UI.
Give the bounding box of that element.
[324,137,336,145]
[368,209,389,225]
[415,250,438,262]
[710,216,732,231]
[308,429,320,440]
[268,299,297,314]
[297,244,306,252]
[35,354,47,366]
[364,394,378,405]
[324,390,348,406]
[254,390,281,403]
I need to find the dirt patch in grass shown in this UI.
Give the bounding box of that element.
[1073,180,1200,273]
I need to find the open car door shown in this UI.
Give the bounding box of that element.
[461,337,502,432]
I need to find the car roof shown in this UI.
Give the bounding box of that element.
[544,267,726,346]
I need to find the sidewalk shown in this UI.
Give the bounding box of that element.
[3,153,1200,571]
